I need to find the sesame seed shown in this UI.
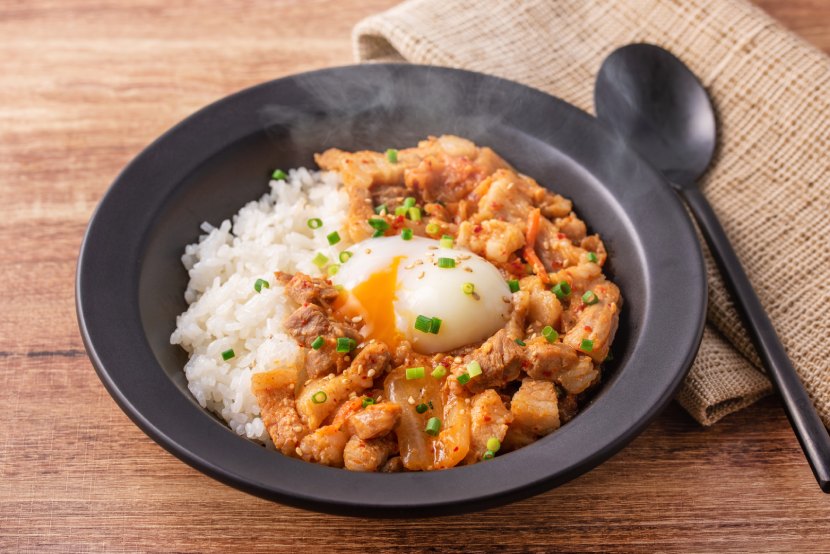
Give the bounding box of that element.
[295,447,303,456]
[407,396,416,405]
[454,356,463,364]
[365,248,372,255]
[352,316,363,323]
[367,369,376,377]
[464,267,473,272]
[418,271,425,279]
[292,425,303,433]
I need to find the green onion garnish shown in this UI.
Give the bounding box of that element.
[312,252,328,268]
[462,282,475,295]
[311,336,324,350]
[271,169,288,181]
[582,290,599,305]
[542,326,559,343]
[408,207,422,221]
[486,437,501,452]
[221,349,235,361]
[368,218,389,232]
[552,281,572,300]
[467,361,482,378]
[431,365,447,379]
[482,450,495,460]
[401,228,413,241]
[362,397,376,408]
[403,197,416,208]
[386,149,398,163]
[587,251,598,263]
[515,338,526,347]
[307,218,323,229]
[457,373,471,385]
[580,338,594,352]
[327,231,341,245]
[336,337,356,353]
[374,204,387,215]
[425,222,440,235]
[414,315,433,333]
[508,279,520,293]
[327,264,340,276]
[372,229,384,238]
[425,417,441,436]
[440,235,454,249]
[437,257,455,269]
[254,278,270,293]
[405,366,425,380]
[339,251,353,263]
[429,317,442,334]
[311,391,327,404]
[415,403,428,414]
[395,206,408,216]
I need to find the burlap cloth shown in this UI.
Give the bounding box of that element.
[353,0,830,426]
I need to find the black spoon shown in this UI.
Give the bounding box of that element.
[595,43,830,493]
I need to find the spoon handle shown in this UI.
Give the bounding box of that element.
[680,186,830,492]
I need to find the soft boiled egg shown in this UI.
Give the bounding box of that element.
[332,235,512,354]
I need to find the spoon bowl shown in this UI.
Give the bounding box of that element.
[595,43,716,187]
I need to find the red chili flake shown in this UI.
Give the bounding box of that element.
[483,416,491,422]
[584,325,592,332]
[557,233,566,240]
[473,225,483,233]
[453,446,459,452]
[412,179,420,187]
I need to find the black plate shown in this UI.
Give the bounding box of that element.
[76,64,706,517]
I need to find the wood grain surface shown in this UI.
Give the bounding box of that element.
[1,1,828,552]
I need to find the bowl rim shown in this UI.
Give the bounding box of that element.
[76,63,706,517]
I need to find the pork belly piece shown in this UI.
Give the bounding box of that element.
[456,219,525,263]
[298,424,349,467]
[283,304,361,378]
[343,434,398,472]
[520,275,563,331]
[251,368,307,456]
[461,329,524,394]
[561,279,621,363]
[464,389,513,464]
[522,338,599,395]
[276,271,339,309]
[503,379,560,450]
[347,402,402,440]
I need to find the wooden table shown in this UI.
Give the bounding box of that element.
[2,1,828,551]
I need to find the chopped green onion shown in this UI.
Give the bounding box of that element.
[374,204,387,215]
[221,349,235,361]
[372,229,385,238]
[587,251,598,263]
[408,207,422,221]
[395,205,408,216]
[429,317,442,334]
[311,336,324,350]
[415,403,428,414]
[482,450,495,460]
[405,366,425,380]
[440,235,454,249]
[254,278,270,293]
[312,252,328,268]
[336,337,356,353]
[462,282,475,295]
[386,149,398,163]
[457,373,471,385]
[515,338,526,347]
[431,365,447,379]
[327,264,340,276]
[425,417,441,436]
[307,218,323,229]
[327,231,341,245]
[552,281,572,300]
[368,218,389,232]
[271,169,288,181]
[437,257,456,269]
[403,197,416,208]
[542,326,559,343]
[414,315,433,333]
[425,222,440,235]
[580,338,594,352]
[401,228,414,241]
[362,396,376,408]
[339,251,353,263]
[486,437,501,452]
[508,279,520,293]
[582,290,599,305]
[311,391,327,404]
[467,360,482,378]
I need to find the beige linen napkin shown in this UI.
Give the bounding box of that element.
[353,0,830,426]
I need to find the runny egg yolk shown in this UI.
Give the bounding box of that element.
[335,256,403,347]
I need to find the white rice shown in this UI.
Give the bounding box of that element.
[170,168,351,441]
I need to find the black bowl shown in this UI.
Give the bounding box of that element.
[76,64,706,517]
